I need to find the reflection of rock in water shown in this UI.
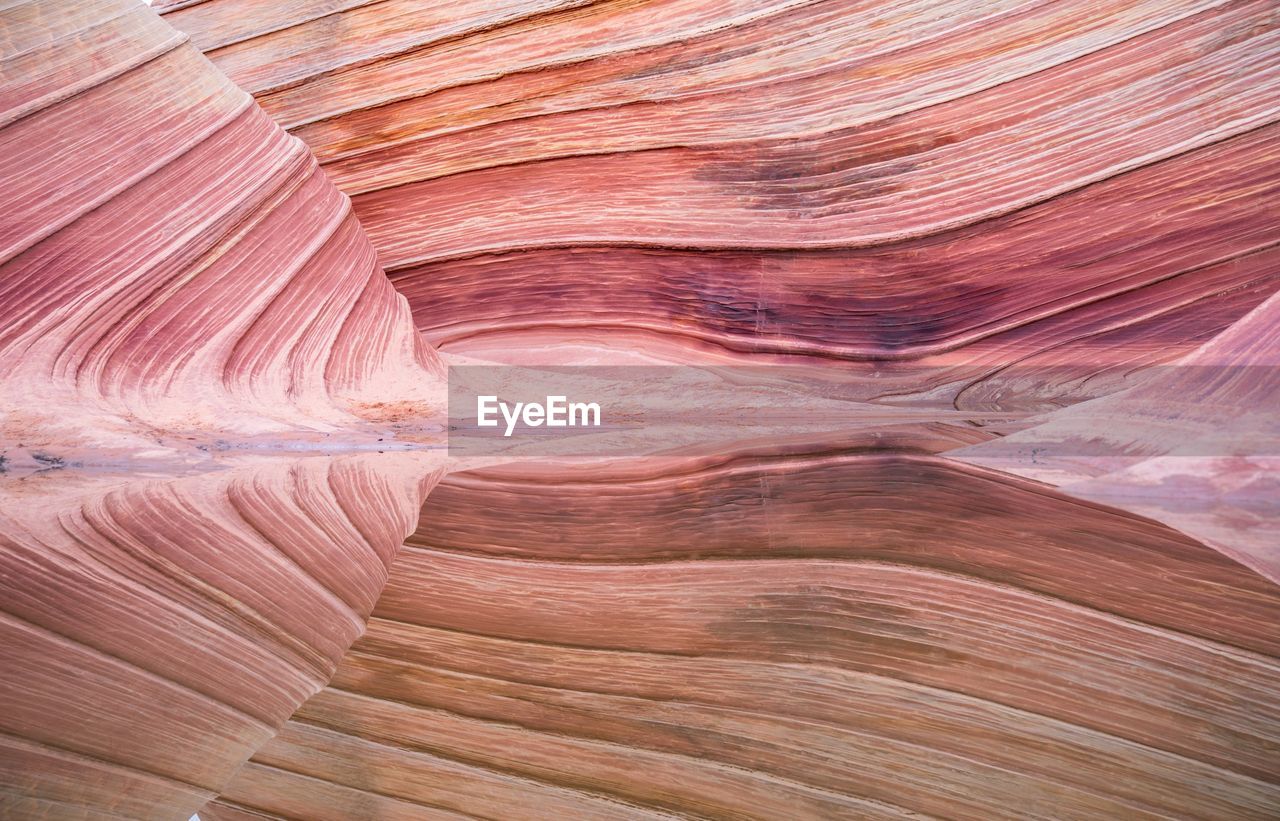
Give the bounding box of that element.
[2,0,1278,818]
[0,453,443,820]
[0,2,445,818]
[957,288,1280,584]
[200,455,1280,819]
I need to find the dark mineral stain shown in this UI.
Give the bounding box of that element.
[31,452,65,469]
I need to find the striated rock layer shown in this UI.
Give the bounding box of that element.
[957,287,1280,584]
[0,0,1271,818]
[199,455,1280,820]
[151,1,1280,818]
[162,0,1280,389]
[0,2,447,818]
[0,453,443,820]
[2,0,443,465]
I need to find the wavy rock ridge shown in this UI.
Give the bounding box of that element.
[2,0,1277,819]
[958,287,1280,583]
[0,454,442,820]
[1,2,446,818]
[199,455,1280,820]
[145,0,1280,818]
[1,0,443,466]
[162,0,1280,376]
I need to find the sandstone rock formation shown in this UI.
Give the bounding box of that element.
[2,0,442,463]
[957,287,1280,584]
[0,453,442,819]
[3,0,1278,819]
[146,1,1280,818]
[160,0,1280,381]
[0,2,446,817]
[198,455,1280,820]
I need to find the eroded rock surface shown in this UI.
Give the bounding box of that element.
[0,2,446,817]
[199,456,1280,820]
[2,0,443,464]
[161,0,1280,382]
[3,1,1277,819]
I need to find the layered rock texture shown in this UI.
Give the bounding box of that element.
[143,0,1280,819]
[3,0,1279,819]
[957,287,1280,585]
[160,0,1280,375]
[200,456,1280,820]
[1,0,443,461]
[0,2,445,818]
[0,454,442,819]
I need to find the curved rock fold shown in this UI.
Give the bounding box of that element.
[1,0,1277,818]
